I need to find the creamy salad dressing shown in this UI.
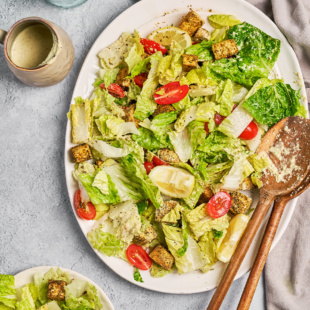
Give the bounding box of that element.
[10,24,58,69]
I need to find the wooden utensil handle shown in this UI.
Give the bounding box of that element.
[207,191,274,310]
[237,198,288,310]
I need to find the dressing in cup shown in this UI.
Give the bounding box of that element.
[0,17,74,87]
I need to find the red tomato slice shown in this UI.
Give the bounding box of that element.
[206,191,231,218]
[152,156,170,166]
[134,73,148,88]
[154,82,189,105]
[99,83,125,98]
[204,122,210,135]
[144,161,155,174]
[239,121,258,140]
[192,42,199,45]
[140,38,168,55]
[214,113,226,125]
[126,244,152,270]
[74,190,96,220]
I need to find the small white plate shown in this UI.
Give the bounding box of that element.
[14,266,114,310]
[64,0,307,294]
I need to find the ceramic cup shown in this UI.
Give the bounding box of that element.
[0,17,74,87]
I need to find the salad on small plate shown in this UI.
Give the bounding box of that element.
[66,7,307,288]
[0,266,114,310]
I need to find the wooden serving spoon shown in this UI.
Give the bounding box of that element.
[237,169,310,310]
[207,116,310,310]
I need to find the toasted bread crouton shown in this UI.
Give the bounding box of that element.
[239,177,255,191]
[155,200,178,222]
[179,10,205,36]
[96,160,104,167]
[123,104,140,128]
[230,191,252,214]
[198,186,214,205]
[71,144,92,163]
[47,280,66,301]
[133,226,157,246]
[193,28,211,42]
[158,149,180,164]
[182,54,199,72]
[115,67,131,90]
[152,104,175,117]
[212,39,238,60]
[149,244,174,270]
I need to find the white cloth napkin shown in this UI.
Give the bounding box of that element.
[247,1,310,309]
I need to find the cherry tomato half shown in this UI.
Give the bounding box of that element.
[204,122,210,135]
[144,161,155,174]
[152,156,170,166]
[140,38,168,55]
[134,73,148,88]
[74,190,96,220]
[154,81,189,105]
[99,83,125,98]
[126,244,152,270]
[238,121,258,140]
[214,113,226,125]
[206,191,231,219]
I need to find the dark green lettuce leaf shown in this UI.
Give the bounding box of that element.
[243,82,302,126]
[184,40,214,61]
[209,22,281,86]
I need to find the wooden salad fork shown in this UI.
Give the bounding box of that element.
[237,169,310,310]
[207,116,310,310]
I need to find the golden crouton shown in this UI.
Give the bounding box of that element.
[239,177,255,191]
[155,200,178,222]
[212,39,239,60]
[71,144,92,163]
[198,186,214,205]
[47,280,66,301]
[152,104,175,117]
[149,244,174,270]
[193,28,211,42]
[182,54,199,72]
[133,226,157,246]
[158,149,180,164]
[115,67,131,90]
[179,10,205,36]
[123,104,140,128]
[96,160,104,167]
[230,191,252,214]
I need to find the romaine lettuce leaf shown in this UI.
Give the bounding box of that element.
[78,173,120,205]
[208,14,241,28]
[188,121,206,151]
[0,274,16,309]
[216,79,234,117]
[168,128,193,162]
[120,153,163,208]
[125,31,144,73]
[162,225,204,274]
[65,280,102,310]
[174,106,198,132]
[132,127,168,151]
[185,204,230,239]
[209,22,281,86]
[243,82,303,126]
[184,40,213,61]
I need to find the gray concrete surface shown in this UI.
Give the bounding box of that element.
[0,0,266,309]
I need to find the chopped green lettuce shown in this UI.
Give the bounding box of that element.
[208,14,241,28]
[188,121,206,151]
[65,279,102,310]
[162,225,204,274]
[210,26,229,43]
[209,22,281,86]
[184,40,213,61]
[78,173,120,205]
[0,274,16,309]
[174,106,198,132]
[216,79,234,117]
[185,204,230,239]
[120,153,163,208]
[168,128,193,162]
[243,82,302,127]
